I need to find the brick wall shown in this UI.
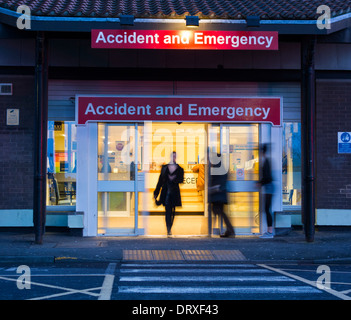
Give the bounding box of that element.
[0,75,35,209]
[316,80,351,209]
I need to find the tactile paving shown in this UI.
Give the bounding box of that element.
[123,249,246,261]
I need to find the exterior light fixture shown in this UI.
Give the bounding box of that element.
[119,15,135,26]
[185,15,199,27]
[246,15,260,27]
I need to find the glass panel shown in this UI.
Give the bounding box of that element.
[223,124,259,181]
[282,122,301,206]
[47,121,77,206]
[227,192,260,234]
[141,123,206,215]
[139,122,209,236]
[98,192,135,235]
[208,124,220,154]
[98,123,135,181]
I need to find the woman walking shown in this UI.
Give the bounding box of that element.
[257,144,274,239]
[209,153,235,238]
[154,151,184,236]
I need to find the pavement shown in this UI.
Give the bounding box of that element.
[1,228,351,264]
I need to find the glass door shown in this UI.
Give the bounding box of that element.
[97,123,139,235]
[210,124,260,235]
[138,122,208,236]
[95,122,261,236]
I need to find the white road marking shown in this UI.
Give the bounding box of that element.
[0,275,101,299]
[120,275,295,282]
[29,287,102,300]
[118,285,321,294]
[98,263,117,300]
[0,264,117,300]
[120,268,271,274]
[117,263,322,296]
[122,263,257,268]
[258,264,351,301]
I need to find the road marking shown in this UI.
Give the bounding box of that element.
[120,268,272,274]
[118,285,320,294]
[275,267,351,275]
[5,267,17,271]
[117,263,323,297]
[0,264,117,300]
[98,263,116,300]
[122,263,257,268]
[0,275,101,299]
[29,287,102,300]
[120,275,295,282]
[258,264,351,301]
[0,274,106,277]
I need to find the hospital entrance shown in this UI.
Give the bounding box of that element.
[94,122,260,236]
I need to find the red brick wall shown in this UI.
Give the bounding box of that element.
[316,80,351,209]
[0,75,35,209]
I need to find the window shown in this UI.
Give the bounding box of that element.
[222,124,259,181]
[47,121,77,206]
[98,123,136,181]
[282,122,301,206]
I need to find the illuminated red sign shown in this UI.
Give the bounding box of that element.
[91,30,278,50]
[77,96,282,126]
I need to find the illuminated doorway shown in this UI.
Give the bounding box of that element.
[139,122,261,236]
[91,122,262,236]
[139,122,209,236]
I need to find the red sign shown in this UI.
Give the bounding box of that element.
[91,30,278,50]
[77,96,282,126]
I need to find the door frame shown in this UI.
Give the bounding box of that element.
[209,123,282,235]
[77,122,282,236]
[77,122,140,236]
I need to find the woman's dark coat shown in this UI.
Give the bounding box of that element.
[154,164,184,207]
[208,163,228,204]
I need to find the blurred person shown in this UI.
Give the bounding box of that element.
[154,151,184,236]
[129,152,135,180]
[192,159,205,192]
[209,153,235,238]
[257,144,274,239]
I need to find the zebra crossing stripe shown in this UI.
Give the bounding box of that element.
[118,286,321,294]
[117,263,322,296]
[120,268,272,274]
[119,275,295,282]
[121,263,257,268]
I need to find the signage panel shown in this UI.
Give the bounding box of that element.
[6,108,19,126]
[338,132,351,154]
[91,30,278,50]
[77,96,282,126]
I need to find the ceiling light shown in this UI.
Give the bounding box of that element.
[185,16,199,27]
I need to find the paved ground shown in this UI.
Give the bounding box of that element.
[0,228,351,264]
[1,229,351,304]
